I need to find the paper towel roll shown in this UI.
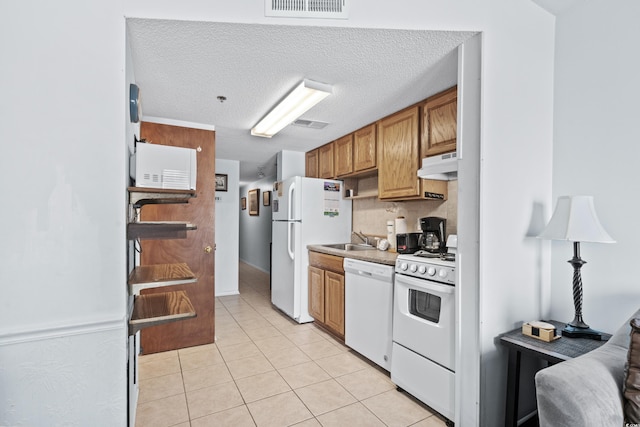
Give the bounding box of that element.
[395,217,407,234]
[387,220,395,249]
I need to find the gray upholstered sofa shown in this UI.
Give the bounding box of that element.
[535,309,638,427]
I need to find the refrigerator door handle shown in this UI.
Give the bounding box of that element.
[287,221,295,260]
[287,181,296,221]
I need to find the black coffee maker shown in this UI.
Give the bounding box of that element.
[419,217,447,253]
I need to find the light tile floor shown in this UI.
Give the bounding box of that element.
[135,262,448,427]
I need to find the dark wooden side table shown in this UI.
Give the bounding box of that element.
[500,320,611,427]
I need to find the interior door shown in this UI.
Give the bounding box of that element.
[139,122,215,354]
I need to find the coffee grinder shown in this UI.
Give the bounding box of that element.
[419,216,447,253]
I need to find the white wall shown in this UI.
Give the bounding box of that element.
[551,0,640,332]
[215,159,241,296]
[0,1,557,425]
[124,2,556,426]
[236,150,303,286]
[277,150,305,181]
[239,177,276,273]
[0,1,127,425]
[125,28,143,426]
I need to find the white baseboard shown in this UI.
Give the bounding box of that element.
[215,290,241,297]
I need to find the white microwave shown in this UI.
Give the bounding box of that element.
[130,143,197,190]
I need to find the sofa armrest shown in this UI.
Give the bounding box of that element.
[535,345,626,427]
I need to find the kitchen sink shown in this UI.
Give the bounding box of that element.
[322,243,375,251]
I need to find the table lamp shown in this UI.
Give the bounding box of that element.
[538,196,615,340]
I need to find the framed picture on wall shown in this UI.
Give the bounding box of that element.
[215,174,228,192]
[263,191,271,206]
[241,197,246,210]
[248,189,260,216]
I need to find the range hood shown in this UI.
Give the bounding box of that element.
[417,151,458,181]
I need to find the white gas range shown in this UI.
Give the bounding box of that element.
[395,250,456,283]
[392,248,456,425]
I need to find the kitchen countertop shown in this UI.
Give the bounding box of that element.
[307,244,398,266]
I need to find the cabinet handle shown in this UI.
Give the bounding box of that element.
[204,245,213,254]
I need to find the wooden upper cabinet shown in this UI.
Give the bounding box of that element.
[306,149,319,178]
[305,87,453,200]
[318,142,335,179]
[377,107,421,199]
[353,124,377,173]
[334,134,354,177]
[421,86,457,157]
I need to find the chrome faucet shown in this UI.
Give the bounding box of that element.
[352,231,370,246]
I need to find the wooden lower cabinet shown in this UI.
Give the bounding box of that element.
[308,266,325,322]
[324,271,345,336]
[308,251,345,338]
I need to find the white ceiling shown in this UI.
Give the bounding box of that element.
[127,20,475,183]
[531,0,583,16]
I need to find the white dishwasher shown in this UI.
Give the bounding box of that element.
[344,258,394,371]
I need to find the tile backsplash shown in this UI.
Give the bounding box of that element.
[352,180,457,242]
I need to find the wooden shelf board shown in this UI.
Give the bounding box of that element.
[345,194,377,200]
[129,290,196,335]
[127,222,197,240]
[128,263,197,294]
[128,187,196,207]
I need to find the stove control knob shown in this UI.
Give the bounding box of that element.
[409,264,418,273]
[399,262,408,271]
[417,265,427,275]
[438,269,448,279]
[427,267,436,276]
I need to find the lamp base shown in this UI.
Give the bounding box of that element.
[561,324,602,340]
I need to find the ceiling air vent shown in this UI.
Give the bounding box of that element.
[266,0,349,19]
[292,119,329,129]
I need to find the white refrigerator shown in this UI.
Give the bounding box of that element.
[271,176,352,323]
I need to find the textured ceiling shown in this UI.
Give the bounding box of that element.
[127,20,475,183]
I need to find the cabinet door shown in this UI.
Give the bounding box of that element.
[421,86,457,157]
[353,124,376,172]
[318,143,335,179]
[139,122,216,354]
[308,266,325,322]
[377,107,420,199]
[334,134,353,177]
[324,271,345,337]
[306,149,319,178]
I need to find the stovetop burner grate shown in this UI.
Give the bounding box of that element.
[413,250,456,262]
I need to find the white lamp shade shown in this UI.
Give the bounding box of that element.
[538,195,615,243]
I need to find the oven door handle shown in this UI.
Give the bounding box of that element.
[396,275,454,295]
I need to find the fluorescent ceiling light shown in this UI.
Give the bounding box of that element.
[251,79,332,138]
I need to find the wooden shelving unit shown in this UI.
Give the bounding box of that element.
[127,221,197,240]
[128,262,197,294]
[128,291,196,335]
[345,192,378,200]
[128,187,196,208]
[343,175,379,200]
[127,188,198,336]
